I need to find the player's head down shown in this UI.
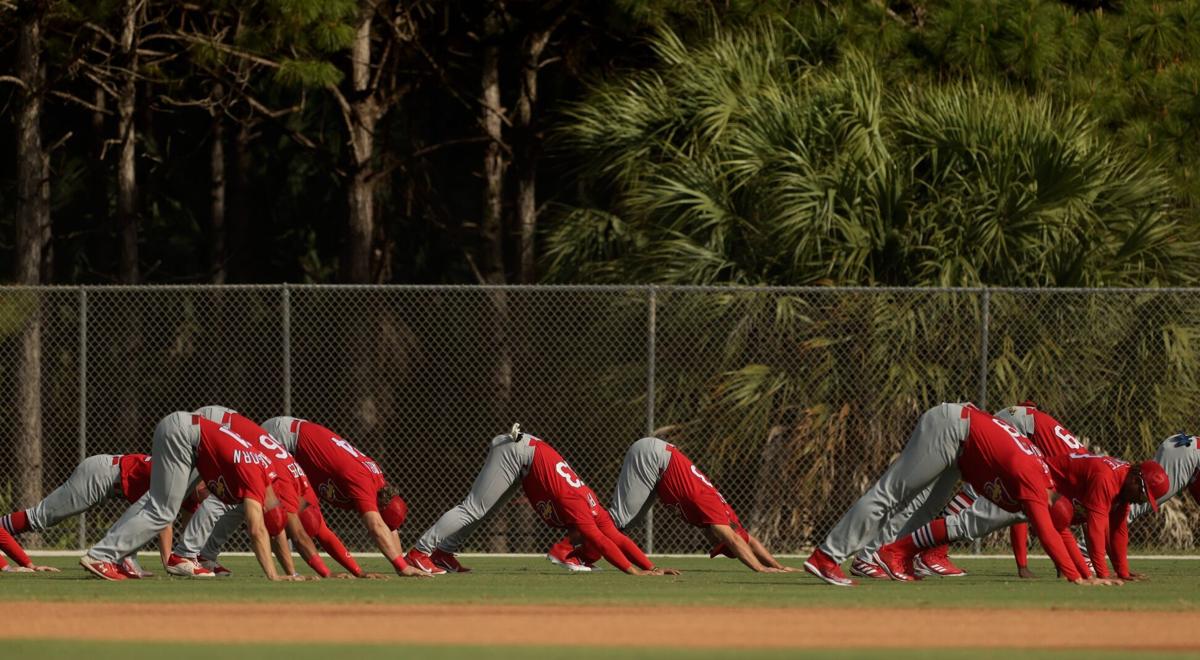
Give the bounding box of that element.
[1124,460,1170,511]
[377,485,408,530]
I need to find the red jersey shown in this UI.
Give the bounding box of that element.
[521,439,606,529]
[193,416,275,506]
[957,408,1054,513]
[223,412,311,515]
[293,421,385,514]
[117,453,152,503]
[1019,406,1087,458]
[658,445,747,537]
[1044,453,1131,578]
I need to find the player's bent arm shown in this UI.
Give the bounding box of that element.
[706,525,771,572]
[1022,497,1083,583]
[271,530,298,577]
[157,525,174,570]
[1110,508,1133,580]
[1084,509,1112,579]
[243,498,282,581]
[359,510,429,578]
[286,512,331,578]
[747,534,796,571]
[575,521,646,574]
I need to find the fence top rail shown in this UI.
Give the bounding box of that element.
[3,283,1200,294]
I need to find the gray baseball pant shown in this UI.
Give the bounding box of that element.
[173,495,239,559]
[819,403,968,563]
[945,493,1024,540]
[415,433,535,554]
[88,412,201,562]
[609,437,671,529]
[26,454,121,532]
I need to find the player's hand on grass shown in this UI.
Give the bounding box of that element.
[6,566,34,573]
[359,572,390,580]
[329,572,354,579]
[1121,572,1148,582]
[777,566,802,573]
[400,565,433,578]
[1017,566,1037,579]
[31,565,60,572]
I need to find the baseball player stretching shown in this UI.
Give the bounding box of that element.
[1128,432,1200,522]
[852,402,1091,580]
[0,453,162,576]
[880,452,1169,583]
[406,425,679,576]
[79,412,286,581]
[804,402,1091,587]
[170,406,339,579]
[260,416,427,579]
[545,437,796,573]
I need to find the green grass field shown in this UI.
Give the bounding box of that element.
[3,556,1200,659]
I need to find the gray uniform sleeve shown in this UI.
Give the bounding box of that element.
[262,416,301,453]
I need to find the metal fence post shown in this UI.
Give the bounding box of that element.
[974,287,991,555]
[77,287,88,550]
[645,285,657,554]
[282,283,291,416]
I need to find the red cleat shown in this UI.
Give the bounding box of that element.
[405,548,447,575]
[165,553,215,578]
[431,549,471,573]
[199,558,232,577]
[803,548,855,587]
[872,544,917,582]
[79,555,127,581]
[849,555,890,580]
[914,546,967,578]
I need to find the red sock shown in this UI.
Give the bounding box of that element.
[1010,522,1029,568]
[549,536,574,560]
[1,511,29,535]
[316,524,362,577]
[0,528,32,568]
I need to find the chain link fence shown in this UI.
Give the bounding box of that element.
[1,285,1199,556]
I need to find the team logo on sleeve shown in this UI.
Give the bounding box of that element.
[982,478,1016,508]
[318,480,346,504]
[535,500,561,526]
[206,477,229,502]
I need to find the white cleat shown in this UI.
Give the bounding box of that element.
[165,553,215,578]
[547,553,593,572]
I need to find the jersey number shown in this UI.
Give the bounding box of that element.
[332,437,363,458]
[1053,425,1084,451]
[257,434,290,460]
[555,461,583,488]
[992,418,1039,456]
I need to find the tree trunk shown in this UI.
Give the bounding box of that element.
[229,122,251,281]
[514,24,558,284]
[339,2,379,284]
[481,9,507,285]
[116,0,140,284]
[209,99,227,284]
[14,0,49,524]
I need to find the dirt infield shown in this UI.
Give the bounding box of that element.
[0,601,1194,650]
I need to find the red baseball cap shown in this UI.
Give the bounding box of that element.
[1139,460,1170,512]
[381,495,408,531]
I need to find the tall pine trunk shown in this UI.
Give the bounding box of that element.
[116,0,140,284]
[514,22,558,284]
[209,99,226,284]
[339,2,379,284]
[14,0,50,529]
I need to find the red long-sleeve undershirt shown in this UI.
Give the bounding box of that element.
[1022,498,1081,582]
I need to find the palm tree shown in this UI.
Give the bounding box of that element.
[545,19,1200,551]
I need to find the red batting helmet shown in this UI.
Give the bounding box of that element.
[380,495,408,531]
[1139,460,1170,512]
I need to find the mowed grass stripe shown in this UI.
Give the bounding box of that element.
[1,557,1198,611]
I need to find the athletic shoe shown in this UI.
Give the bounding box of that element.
[914,547,967,578]
[79,555,127,581]
[849,555,890,580]
[547,552,594,572]
[199,558,232,577]
[871,545,916,582]
[802,548,855,587]
[431,549,471,573]
[115,556,149,579]
[405,548,447,575]
[165,553,215,578]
